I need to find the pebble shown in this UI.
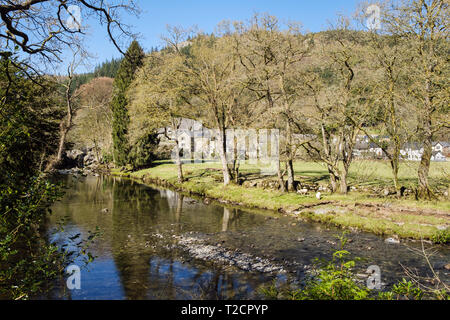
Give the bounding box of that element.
[174,235,286,274]
[385,237,400,244]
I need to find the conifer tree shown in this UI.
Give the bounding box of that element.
[111,40,145,166]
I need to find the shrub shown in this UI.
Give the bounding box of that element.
[431,229,450,244]
[259,233,449,300]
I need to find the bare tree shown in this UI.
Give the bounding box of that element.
[301,26,369,194]
[46,45,85,170]
[352,4,413,196]
[171,33,244,186]
[383,0,449,199]
[232,14,313,192]
[0,0,139,70]
[0,0,140,172]
[72,76,114,161]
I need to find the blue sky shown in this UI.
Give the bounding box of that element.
[75,0,361,73]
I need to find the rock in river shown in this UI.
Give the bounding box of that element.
[385,237,400,244]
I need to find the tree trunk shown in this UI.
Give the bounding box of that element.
[417,75,434,200]
[339,167,348,194]
[218,127,231,186]
[47,75,74,171]
[327,165,338,193]
[234,162,240,184]
[173,128,184,183]
[285,119,295,192]
[176,158,184,184]
[286,159,295,192]
[277,160,286,192]
[390,158,400,197]
[56,125,69,164]
[93,139,100,162]
[175,142,184,183]
[418,137,433,199]
[321,124,339,193]
[232,134,240,183]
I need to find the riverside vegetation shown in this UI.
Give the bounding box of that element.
[259,233,449,300]
[0,0,449,300]
[0,0,138,299]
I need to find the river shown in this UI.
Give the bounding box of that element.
[41,175,449,300]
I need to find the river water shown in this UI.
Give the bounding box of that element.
[42,175,449,300]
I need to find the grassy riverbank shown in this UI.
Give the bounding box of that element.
[112,160,450,243]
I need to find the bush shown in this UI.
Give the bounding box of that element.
[0,176,64,299]
[431,229,450,244]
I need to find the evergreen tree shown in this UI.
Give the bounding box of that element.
[128,132,159,169]
[94,57,122,78]
[111,41,145,166]
[70,58,123,93]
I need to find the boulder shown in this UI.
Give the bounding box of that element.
[59,148,104,175]
[243,180,258,188]
[297,188,309,195]
[64,149,86,168]
[382,188,397,197]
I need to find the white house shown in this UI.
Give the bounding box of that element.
[353,141,369,158]
[353,141,385,159]
[178,130,192,151]
[368,142,384,158]
[400,143,424,161]
[433,142,450,154]
[356,135,370,143]
[400,142,449,162]
[431,151,447,162]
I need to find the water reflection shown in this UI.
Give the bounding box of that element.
[46,175,449,300]
[48,176,274,300]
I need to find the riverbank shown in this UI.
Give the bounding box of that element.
[111,161,450,243]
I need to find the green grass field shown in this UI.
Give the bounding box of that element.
[130,159,449,190]
[293,160,449,188]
